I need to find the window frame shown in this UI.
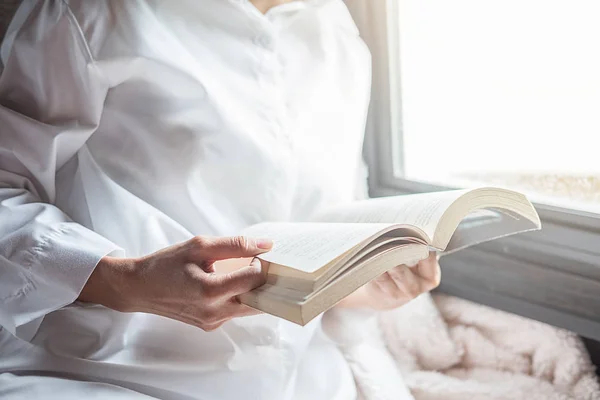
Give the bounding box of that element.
[347,0,600,340]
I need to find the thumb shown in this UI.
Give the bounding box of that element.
[188,235,273,262]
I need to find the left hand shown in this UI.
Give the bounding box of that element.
[336,252,441,310]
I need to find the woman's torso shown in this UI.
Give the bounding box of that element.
[0,1,371,399]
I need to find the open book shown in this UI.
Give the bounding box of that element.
[236,187,541,326]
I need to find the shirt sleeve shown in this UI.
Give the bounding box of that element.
[0,1,121,336]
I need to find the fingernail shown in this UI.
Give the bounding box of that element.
[249,257,262,270]
[255,238,273,250]
[251,258,270,276]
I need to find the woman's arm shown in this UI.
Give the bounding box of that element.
[0,1,120,334]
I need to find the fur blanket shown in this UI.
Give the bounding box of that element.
[323,294,600,400]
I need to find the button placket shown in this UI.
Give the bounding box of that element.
[253,31,292,144]
[254,33,275,50]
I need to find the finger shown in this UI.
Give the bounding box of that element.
[371,271,401,298]
[210,257,269,296]
[201,321,225,332]
[187,235,273,262]
[143,308,225,332]
[198,301,262,327]
[171,305,231,330]
[222,299,263,319]
[387,266,422,298]
[415,255,441,290]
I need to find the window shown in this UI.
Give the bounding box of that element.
[397,0,600,213]
[346,0,600,340]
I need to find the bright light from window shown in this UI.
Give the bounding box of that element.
[398,0,600,210]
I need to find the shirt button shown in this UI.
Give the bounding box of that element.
[255,34,275,50]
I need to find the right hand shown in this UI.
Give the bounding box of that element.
[79,235,273,331]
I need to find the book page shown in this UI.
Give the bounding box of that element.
[443,208,538,254]
[241,222,392,273]
[312,190,471,241]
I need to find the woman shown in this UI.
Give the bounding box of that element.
[0,1,440,399]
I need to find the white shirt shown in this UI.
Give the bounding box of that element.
[0,0,371,399]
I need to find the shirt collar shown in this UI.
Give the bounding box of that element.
[229,0,335,17]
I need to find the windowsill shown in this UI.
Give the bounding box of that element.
[369,178,600,342]
[399,173,600,215]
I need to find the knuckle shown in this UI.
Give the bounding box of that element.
[405,280,422,298]
[232,235,250,251]
[190,235,208,249]
[387,267,403,281]
[203,322,224,332]
[373,272,389,285]
[199,323,214,332]
[372,278,386,293]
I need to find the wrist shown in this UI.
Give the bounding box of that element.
[79,256,139,312]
